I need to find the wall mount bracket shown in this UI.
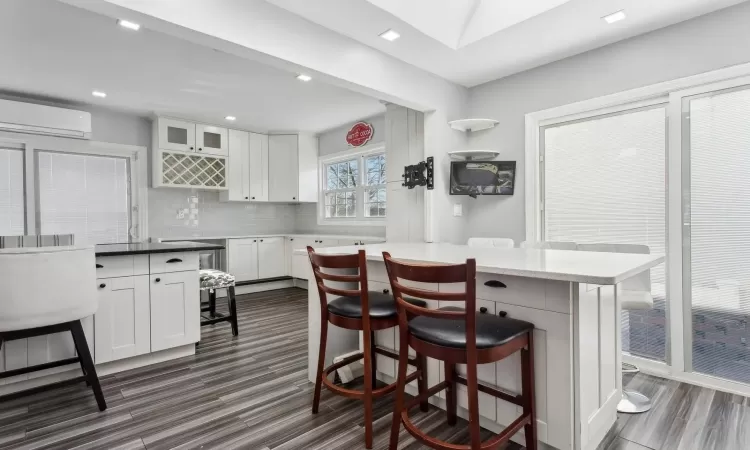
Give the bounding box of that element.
[402,157,433,190]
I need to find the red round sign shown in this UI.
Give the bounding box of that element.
[346,122,373,147]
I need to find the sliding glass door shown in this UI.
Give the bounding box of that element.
[683,84,750,383]
[542,105,668,362]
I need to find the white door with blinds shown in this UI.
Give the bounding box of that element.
[0,145,25,236]
[542,106,667,361]
[36,151,131,245]
[684,84,750,384]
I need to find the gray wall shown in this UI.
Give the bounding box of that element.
[465,1,750,244]
[318,114,385,156]
[300,114,387,237]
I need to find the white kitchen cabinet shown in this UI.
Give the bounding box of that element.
[196,124,228,156]
[220,130,251,202]
[268,135,299,202]
[150,271,200,352]
[258,237,286,279]
[226,238,259,282]
[94,275,150,364]
[289,237,316,280]
[297,133,318,203]
[158,117,195,152]
[249,132,269,201]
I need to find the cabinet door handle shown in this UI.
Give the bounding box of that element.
[198,147,203,151]
[99,283,106,289]
[154,278,161,283]
[166,258,182,263]
[292,197,296,200]
[479,307,488,314]
[245,197,249,200]
[498,311,508,318]
[382,289,390,294]
[190,146,194,150]
[251,197,255,200]
[290,238,294,241]
[253,240,257,242]
[95,264,103,268]
[260,239,264,242]
[483,280,507,288]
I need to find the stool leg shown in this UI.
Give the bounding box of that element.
[227,286,239,336]
[417,354,428,412]
[312,312,328,414]
[369,331,378,388]
[522,332,538,450]
[444,362,457,426]
[208,290,217,318]
[363,327,374,449]
[70,321,106,412]
[465,355,482,449]
[390,319,410,450]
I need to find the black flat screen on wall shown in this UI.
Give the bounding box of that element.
[449,161,516,196]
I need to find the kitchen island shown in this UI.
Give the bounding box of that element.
[0,241,223,395]
[301,243,664,450]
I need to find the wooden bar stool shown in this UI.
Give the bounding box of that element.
[308,247,429,449]
[383,252,537,450]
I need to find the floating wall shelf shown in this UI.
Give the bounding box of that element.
[448,118,499,132]
[448,150,500,161]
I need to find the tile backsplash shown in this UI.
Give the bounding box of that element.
[148,189,297,238]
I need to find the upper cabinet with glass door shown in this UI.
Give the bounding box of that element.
[156,117,228,157]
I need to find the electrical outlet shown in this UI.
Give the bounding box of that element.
[453,203,463,217]
[176,208,187,219]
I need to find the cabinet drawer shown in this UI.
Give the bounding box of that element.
[149,252,199,273]
[95,255,149,279]
[476,273,571,314]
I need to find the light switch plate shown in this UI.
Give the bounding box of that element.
[453,203,463,217]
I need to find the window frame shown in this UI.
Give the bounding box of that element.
[0,130,148,242]
[318,143,386,227]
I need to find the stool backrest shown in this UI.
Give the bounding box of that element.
[0,245,96,332]
[467,237,514,249]
[307,247,372,321]
[382,252,479,348]
[577,243,651,292]
[0,234,75,249]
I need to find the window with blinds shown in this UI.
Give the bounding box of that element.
[36,151,130,245]
[0,146,25,236]
[543,106,667,361]
[687,86,750,384]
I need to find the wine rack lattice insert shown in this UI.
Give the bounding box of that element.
[161,152,226,188]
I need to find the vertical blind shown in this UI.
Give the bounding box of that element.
[0,147,25,236]
[688,86,750,383]
[37,151,130,245]
[543,107,667,360]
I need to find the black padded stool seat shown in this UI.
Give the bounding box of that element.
[328,292,427,319]
[409,308,534,349]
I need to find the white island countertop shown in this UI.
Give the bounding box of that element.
[297,242,664,285]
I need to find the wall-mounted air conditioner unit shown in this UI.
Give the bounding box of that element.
[0,99,92,139]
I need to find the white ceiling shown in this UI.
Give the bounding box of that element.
[267,0,749,87]
[0,0,385,133]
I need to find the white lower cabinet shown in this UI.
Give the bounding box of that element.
[94,275,150,364]
[227,238,259,282]
[289,237,316,280]
[150,271,200,352]
[258,237,286,279]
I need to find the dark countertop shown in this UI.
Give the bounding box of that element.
[95,241,225,257]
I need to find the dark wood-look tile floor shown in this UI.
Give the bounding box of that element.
[1,287,748,450]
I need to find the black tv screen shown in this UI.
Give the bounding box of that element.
[450,161,516,196]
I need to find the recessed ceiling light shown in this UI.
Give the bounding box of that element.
[117,19,141,31]
[296,74,312,82]
[92,91,107,98]
[379,29,400,41]
[602,10,626,24]
[225,116,236,121]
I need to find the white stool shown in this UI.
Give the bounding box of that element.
[520,240,578,250]
[467,237,515,248]
[0,244,105,411]
[578,243,654,414]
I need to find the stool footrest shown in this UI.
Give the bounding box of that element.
[0,357,79,379]
[404,380,448,411]
[454,375,523,407]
